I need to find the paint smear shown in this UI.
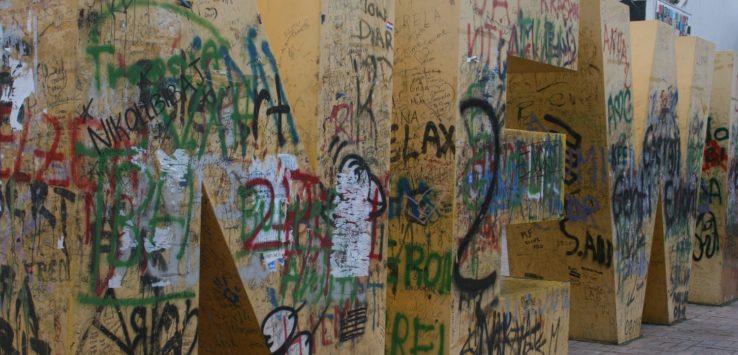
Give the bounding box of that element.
[1,25,35,131]
[330,157,376,277]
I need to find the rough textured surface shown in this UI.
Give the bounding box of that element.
[642,35,715,325]
[0,0,573,353]
[689,51,738,306]
[0,0,395,353]
[505,3,722,341]
[387,0,575,353]
[506,0,638,343]
[496,277,570,355]
[199,0,395,353]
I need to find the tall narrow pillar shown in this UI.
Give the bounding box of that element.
[689,51,738,305]
[641,36,714,324]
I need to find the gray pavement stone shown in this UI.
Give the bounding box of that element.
[570,301,738,354]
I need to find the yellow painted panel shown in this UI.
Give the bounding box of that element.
[498,277,570,354]
[642,35,714,324]
[390,0,574,353]
[690,51,738,305]
[505,1,686,344]
[0,0,577,353]
[257,0,321,171]
[630,23,717,326]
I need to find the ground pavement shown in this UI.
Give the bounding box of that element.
[569,300,738,354]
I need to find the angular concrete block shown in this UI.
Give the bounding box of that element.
[642,35,714,324]
[690,51,738,305]
[506,0,639,343]
[388,0,575,353]
[497,277,570,355]
[202,1,395,353]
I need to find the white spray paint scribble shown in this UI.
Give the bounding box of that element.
[108,225,137,289]
[146,149,194,287]
[330,157,381,277]
[157,149,191,194]
[145,226,175,253]
[0,24,35,131]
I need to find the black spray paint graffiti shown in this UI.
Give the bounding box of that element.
[390,121,456,163]
[261,304,329,355]
[561,221,613,268]
[693,211,719,261]
[453,98,501,297]
[543,113,613,268]
[455,96,506,355]
[543,114,581,186]
[0,267,50,355]
[338,306,368,342]
[78,289,198,355]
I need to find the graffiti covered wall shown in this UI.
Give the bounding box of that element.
[507,1,722,339]
[690,51,738,306]
[0,0,574,353]
[199,0,395,353]
[1,0,395,353]
[0,0,208,352]
[642,35,714,325]
[388,0,574,353]
[2,0,730,352]
[506,0,636,343]
[495,277,570,354]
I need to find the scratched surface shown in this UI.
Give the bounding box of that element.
[623,23,716,328]
[0,0,574,353]
[199,188,268,354]
[197,0,394,354]
[642,35,714,325]
[0,0,206,353]
[506,8,718,342]
[0,0,392,353]
[388,1,458,353]
[0,2,86,353]
[506,0,644,343]
[388,0,573,353]
[500,129,565,225]
[689,51,738,306]
[496,277,570,354]
[257,0,321,171]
